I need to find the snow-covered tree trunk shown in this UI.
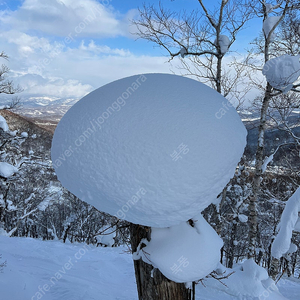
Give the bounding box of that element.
[130,224,192,300]
[248,83,273,258]
[247,0,292,258]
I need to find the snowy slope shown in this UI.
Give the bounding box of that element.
[1,236,300,300]
[0,236,137,300]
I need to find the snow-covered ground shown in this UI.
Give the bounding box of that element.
[1,236,300,300]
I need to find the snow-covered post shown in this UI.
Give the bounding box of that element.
[51,74,246,299]
[129,224,192,300]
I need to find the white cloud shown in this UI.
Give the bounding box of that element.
[78,40,131,56]
[0,31,172,102]
[13,74,93,99]
[0,0,175,105]
[1,0,132,38]
[0,0,260,110]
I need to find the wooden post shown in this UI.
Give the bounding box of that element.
[129,223,192,300]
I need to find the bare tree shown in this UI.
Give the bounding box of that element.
[244,0,299,261]
[0,52,22,109]
[133,0,252,96]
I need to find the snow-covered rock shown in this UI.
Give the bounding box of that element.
[272,186,300,259]
[0,115,9,132]
[52,73,246,227]
[262,54,300,92]
[0,162,18,178]
[133,214,223,283]
[263,16,281,39]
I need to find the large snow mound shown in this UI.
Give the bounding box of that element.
[51,73,247,227]
[134,214,223,283]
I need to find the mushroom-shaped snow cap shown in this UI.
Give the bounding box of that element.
[51,73,247,227]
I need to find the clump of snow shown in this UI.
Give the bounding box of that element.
[262,55,300,92]
[10,130,17,136]
[133,214,223,283]
[287,243,298,255]
[6,199,17,211]
[215,35,230,54]
[38,186,63,211]
[238,214,248,223]
[226,259,268,297]
[262,153,274,173]
[96,225,116,247]
[263,16,281,39]
[272,186,300,259]
[265,3,273,14]
[295,218,300,232]
[52,73,247,227]
[0,115,9,132]
[224,259,287,299]
[180,47,187,58]
[0,162,18,178]
[21,132,28,138]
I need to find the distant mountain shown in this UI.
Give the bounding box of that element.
[14,105,300,170]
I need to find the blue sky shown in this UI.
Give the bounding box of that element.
[0,0,263,106]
